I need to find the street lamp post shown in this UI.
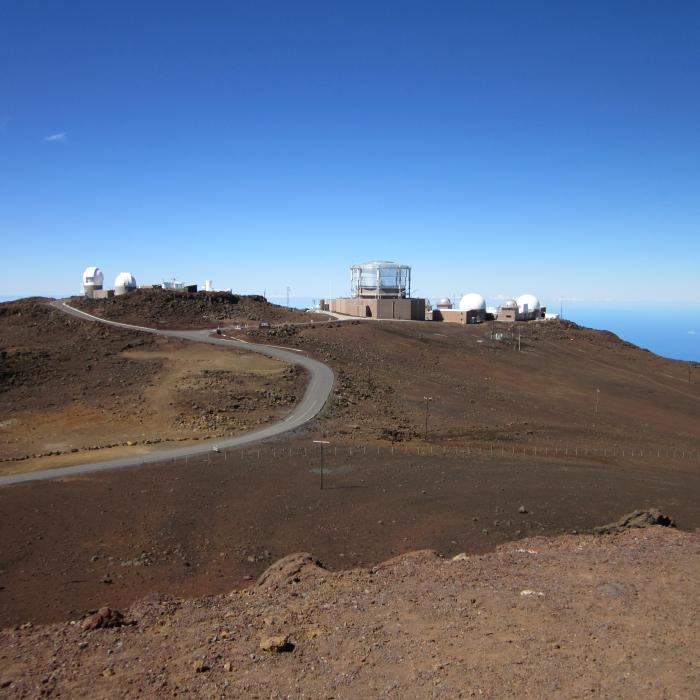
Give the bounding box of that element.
[313,440,330,490]
[423,396,432,441]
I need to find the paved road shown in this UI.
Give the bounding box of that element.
[0,301,334,487]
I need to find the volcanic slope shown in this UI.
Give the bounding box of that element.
[245,317,699,452]
[0,298,306,474]
[71,289,329,329]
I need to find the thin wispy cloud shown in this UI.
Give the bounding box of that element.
[44,132,67,142]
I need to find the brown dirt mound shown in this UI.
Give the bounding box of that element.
[71,289,328,329]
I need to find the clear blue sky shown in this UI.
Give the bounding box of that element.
[2,1,699,304]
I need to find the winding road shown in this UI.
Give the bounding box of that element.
[0,301,334,487]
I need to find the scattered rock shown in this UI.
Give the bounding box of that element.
[192,659,210,673]
[259,634,294,653]
[518,505,528,514]
[82,607,124,630]
[594,508,676,534]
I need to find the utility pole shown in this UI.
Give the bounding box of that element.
[313,440,330,490]
[423,396,432,441]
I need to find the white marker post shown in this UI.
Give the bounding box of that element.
[313,440,330,490]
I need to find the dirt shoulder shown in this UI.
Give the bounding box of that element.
[1,527,697,698]
[70,289,330,329]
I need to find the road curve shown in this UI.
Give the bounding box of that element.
[0,301,334,487]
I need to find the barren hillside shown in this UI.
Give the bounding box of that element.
[244,317,699,452]
[0,299,305,473]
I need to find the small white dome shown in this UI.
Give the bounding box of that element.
[517,294,540,314]
[114,272,137,289]
[501,298,517,309]
[458,293,486,312]
[82,266,104,287]
[437,297,452,308]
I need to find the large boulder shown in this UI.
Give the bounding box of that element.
[594,508,676,535]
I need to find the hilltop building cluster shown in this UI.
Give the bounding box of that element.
[80,267,218,298]
[80,259,556,325]
[319,260,555,324]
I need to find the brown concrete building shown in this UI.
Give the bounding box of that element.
[330,296,425,320]
[433,307,485,324]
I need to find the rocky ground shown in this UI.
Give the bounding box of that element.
[71,289,329,329]
[1,524,698,699]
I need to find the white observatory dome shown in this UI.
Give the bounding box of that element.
[114,272,137,293]
[501,299,518,309]
[516,294,540,314]
[437,297,452,308]
[458,293,486,312]
[81,266,104,292]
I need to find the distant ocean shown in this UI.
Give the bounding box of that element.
[560,302,699,363]
[2,294,698,363]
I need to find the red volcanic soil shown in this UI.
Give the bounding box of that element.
[1,527,698,698]
[1,446,699,629]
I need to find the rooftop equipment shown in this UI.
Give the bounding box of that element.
[350,260,411,299]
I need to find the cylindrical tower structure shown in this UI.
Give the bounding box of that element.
[350,261,411,299]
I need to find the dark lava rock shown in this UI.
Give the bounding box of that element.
[594,508,676,535]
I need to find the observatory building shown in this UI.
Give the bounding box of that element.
[114,272,137,296]
[516,293,541,321]
[326,261,426,320]
[81,266,104,296]
[434,293,487,324]
[494,294,546,321]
